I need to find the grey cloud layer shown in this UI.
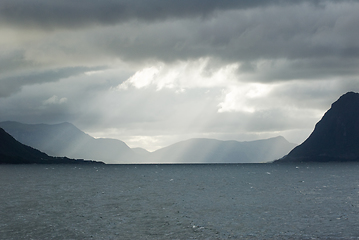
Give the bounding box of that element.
[0,67,102,97]
[6,2,358,64]
[85,2,359,80]
[0,0,342,29]
[1,1,358,99]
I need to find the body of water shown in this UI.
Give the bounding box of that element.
[1,163,359,239]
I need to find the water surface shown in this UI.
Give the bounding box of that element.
[1,163,359,239]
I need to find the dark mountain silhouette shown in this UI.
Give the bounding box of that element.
[276,92,359,162]
[150,136,296,163]
[0,121,137,164]
[0,128,103,164]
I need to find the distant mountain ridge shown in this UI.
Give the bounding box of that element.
[277,92,359,162]
[150,136,296,163]
[0,121,296,163]
[0,128,103,164]
[0,121,136,164]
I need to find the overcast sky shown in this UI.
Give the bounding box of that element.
[1,0,359,151]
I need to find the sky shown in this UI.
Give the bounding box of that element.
[1,0,359,151]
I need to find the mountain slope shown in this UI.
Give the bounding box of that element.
[277,92,359,162]
[0,121,296,164]
[0,128,102,164]
[150,136,296,163]
[0,121,136,164]
[132,147,150,156]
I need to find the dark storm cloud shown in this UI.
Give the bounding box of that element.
[250,58,359,83]
[84,2,359,81]
[1,0,358,85]
[0,66,102,97]
[0,0,351,29]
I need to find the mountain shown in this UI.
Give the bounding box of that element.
[0,121,137,164]
[150,136,296,163]
[0,121,296,164]
[276,92,359,162]
[132,147,151,156]
[0,128,103,164]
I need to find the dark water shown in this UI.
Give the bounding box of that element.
[1,163,359,239]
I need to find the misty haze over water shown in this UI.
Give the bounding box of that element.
[1,163,359,239]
